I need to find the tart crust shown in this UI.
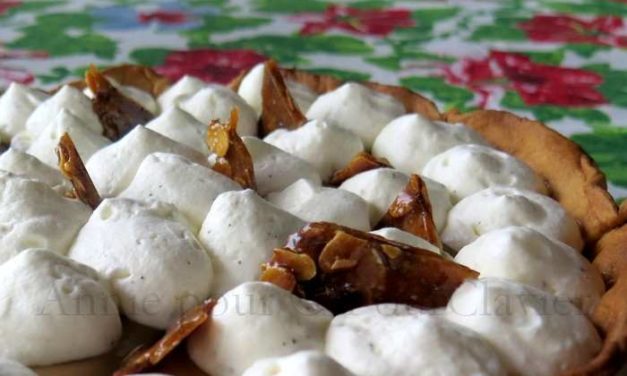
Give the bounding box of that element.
[34,64,627,375]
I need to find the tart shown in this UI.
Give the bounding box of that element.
[0,61,623,376]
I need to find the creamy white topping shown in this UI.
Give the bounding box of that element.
[372,114,487,174]
[0,171,91,264]
[0,358,38,376]
[179,85,258,136]
[0,83,49,141]
[455,226,604,314]
[84,78,159,114]
[286,80,318,114]
[264,120,364,182]
[237,63,265,116]
[442,186,584,252]
[370,227,441,254]
[145,106,208,154]
[188,282,332,376]
[120,152,240,231]
[86,125,209,197]
[26,108,111,167]
[306,83,405,148]
[0,249,121,366]
[243,136,321,196]
[158,75,207,110]
[68,198,213,329]
[445,278,601,376]
[243,351,354,376]
[237,63,318,116]
[326,304,508,376]
[25,85,102,136]
[198,190,305,296]
[422,144,548,202]
[267,179,371,231]
[338,168,451,231]
[0,148,71,194]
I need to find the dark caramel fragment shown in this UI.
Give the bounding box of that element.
[329,152,390,186]
[259,60,307,137]
[114,299,216,376]
[379,174,442,249]
[262,222,477,314]
[206,108,256,189]
[56,133,102,209]
[85,65,154,141]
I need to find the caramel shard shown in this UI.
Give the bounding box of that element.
[259,60,307,137]
[270,248,317,281]
[260,264,298,292]
[114,299,216,376]
[85,65,154,141]
[206,108,256,189]
[329,152,390,186]
[56,133,102,209]
[379,174,442,249]
[263,222,477,314]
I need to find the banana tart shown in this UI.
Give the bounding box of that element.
[0,61,623,376]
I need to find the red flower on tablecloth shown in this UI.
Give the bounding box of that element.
[154,49,267,84]
[295,5,414,37]
[138,10,188,25]
[0,49,47,85]
[0,1,20,15]
[443,50,606,108]
[519,14,627,48]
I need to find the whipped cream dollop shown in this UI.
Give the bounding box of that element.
[157,75,207,110]
[188,282,333,376]
[306,83,405,148]
[26,108,111,167]
[243,351,354,376]
[267,179,371,231]
[179,85,258,136]
[0,82,49,142]
[445,278,601,376]
[455,226,604,314]
[442,186,583,252]
[422,144,548,202]
[243,136,321,195]
[0,148,71,194]
[264,120,364,182]
[372,114,487,174]
[86,125,209,197]
[198,190,305,296]
[145,106,208,154]
[237,63,318,116]
[0,249,121,366]
[370,227,441,254]
[0,358,37,376]
[338,168,451,230]
[68,198,213,329]
[326,304,508,376]
[120,152,240,231]
[25,85,102,136]
[0,171,91,264]
[84,77,159,114]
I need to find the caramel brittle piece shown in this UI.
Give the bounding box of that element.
[114,299,216,376]
[206,108,256,189]
[263,222,477,314]
[259,60,307,137]
[329,152,390,186]
[85,65,154,141]
[56,133,102,209]
[379,174,442,249]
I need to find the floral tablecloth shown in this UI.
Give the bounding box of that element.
[1,0,626,200]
